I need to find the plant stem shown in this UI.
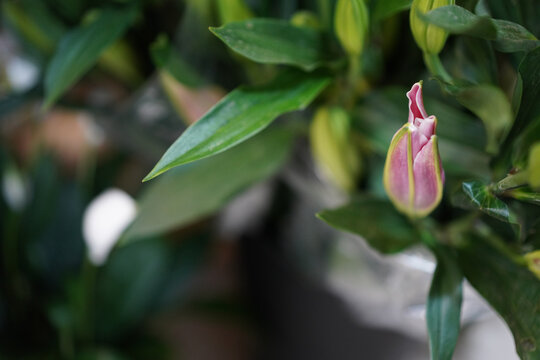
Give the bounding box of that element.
[423,52,453,84]
[495,171,529,193]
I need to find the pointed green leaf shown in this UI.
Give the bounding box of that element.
[495,47,540,174]
[422,6,497,39]
[44,5,138,108]
[317,198,420,254]
[210,19,326,71]
[492,19,540,53]
[427,248,463,360]
[423,5,540,52]
[462,181,516,223]
[125,127,295,241]
[2,0,66,54]
[144,70,330,181]
[457,234,540,360]
[506,187,540,206]
[455,84,512,154]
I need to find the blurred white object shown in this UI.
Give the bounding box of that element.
[1,166,28,212]
[455,314,519,360]
[83,188,137,265]
[6,56,39,92]
[328,234,490,339]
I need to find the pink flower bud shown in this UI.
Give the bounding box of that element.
[383,82,444,218]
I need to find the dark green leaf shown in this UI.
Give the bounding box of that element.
[495,47,540,174]
[455,84,512,154]
[44,5,138,108]
[492,20,540,53]
[422,5,497,39]
[462,181,516,223]
[150,35,205,88]
[2,0,66,54]
[96,239,171,340]
[450,37,497,85]
[427,248,463,360]
[143,70,330,181]
[373,0,412,20]
[210,18,325,71]
[316,198,420,254]
[125,127,295,241]
[424,5,539,52]
[513,117,540,168]
[506,187,540,206]
[509,47,540,141]
[457,234,540,360]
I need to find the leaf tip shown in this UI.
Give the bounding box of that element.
[142,169,160,182]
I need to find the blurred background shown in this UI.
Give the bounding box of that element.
[0,0,528,359]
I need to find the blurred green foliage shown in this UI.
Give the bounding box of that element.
[0,0,539,359]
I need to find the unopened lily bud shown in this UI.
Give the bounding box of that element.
[334,0,369,56]
[383,82,445,218]
[528,142,540,189]
[410,0,454,54]
[291,11,321,29]
[310,107,361,192]
[216,0,253,25]
[524,250,540,279]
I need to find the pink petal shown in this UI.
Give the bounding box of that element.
[418,116,436,138]
[411,125,429,159]
[407,82,428,123]
[384,125,412,212]
[413,136,443,214]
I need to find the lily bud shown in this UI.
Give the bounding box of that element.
[310,107,361,192]
[334,0,369,56]
[524,250,540,279]
[410,0,454,54]
[216,0,253,25]
[383,82,444,218]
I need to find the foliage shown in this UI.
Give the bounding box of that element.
[1,0,539,359]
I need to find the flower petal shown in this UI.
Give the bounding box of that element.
[412,135,444,216]
[407,82,428,123]
[384,124,414,214]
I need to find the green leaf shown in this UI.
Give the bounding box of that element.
[427,248,463,360]
[422,5,497,39]
[495,47,540,174]
[210,18,326,71]
[457,234,540,360]
[506,187,540,206]
[492,19,540,53]
[2,0,66,55]
[44,5,138,108]
[96,239,171,339]
[462,181,516,223]
[373,0,412,20]
[510,47,540,143]
[423,5,540,52]
[512,117,540,168]
[125,127,295,241]
[143,70,330,181]
[316,198,420,254]
[455,84,513,154]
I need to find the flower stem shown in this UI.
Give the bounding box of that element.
[495,171,529,193]
[423,52,453,84]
